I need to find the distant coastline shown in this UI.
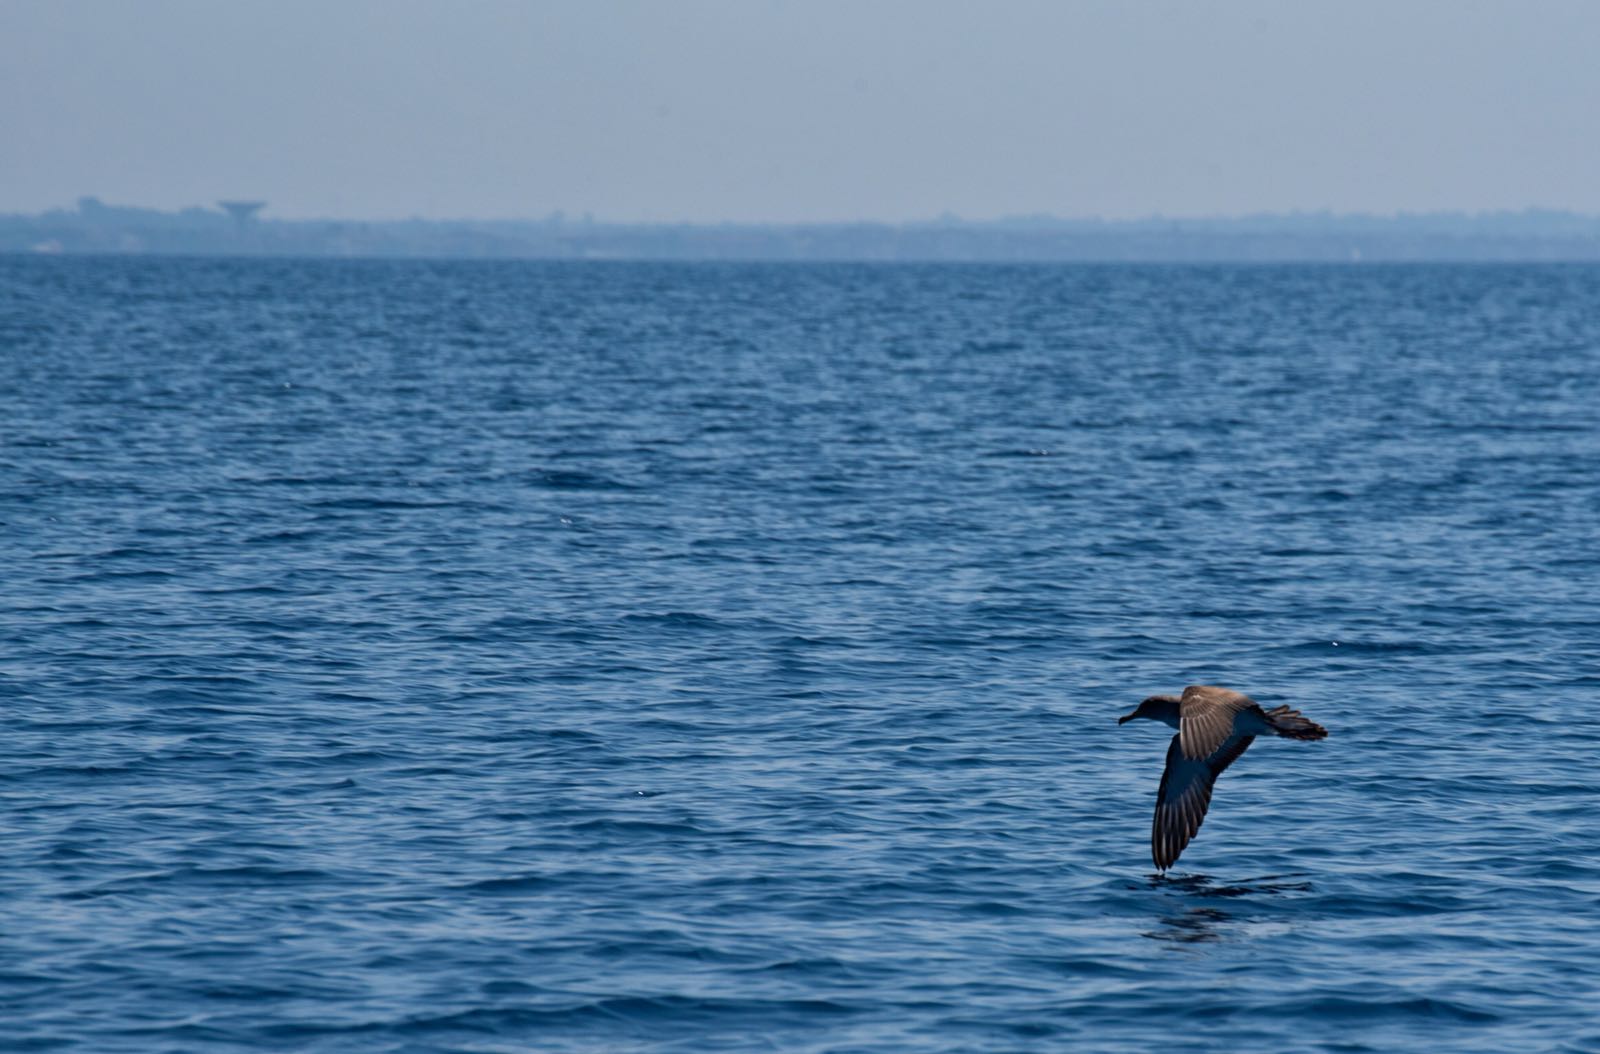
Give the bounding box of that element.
[7,197,1600,262]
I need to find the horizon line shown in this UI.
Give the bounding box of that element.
[16,198,1600,227]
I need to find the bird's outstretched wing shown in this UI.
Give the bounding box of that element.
[1179,684,1259,760]
[1152,730,1255,870]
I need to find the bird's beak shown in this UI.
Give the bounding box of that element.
[1118,711,1137,725]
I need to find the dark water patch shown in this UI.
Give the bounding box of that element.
[532,469,636,491]
[1275,995,1502,1023]
[305,497,461,510]
[459,872,619,895]
[1273,638,1461,655]
[61,866,344,900]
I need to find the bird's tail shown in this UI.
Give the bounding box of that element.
[1264,705,1327,740]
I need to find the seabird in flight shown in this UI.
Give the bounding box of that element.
[1119,685,1328,870]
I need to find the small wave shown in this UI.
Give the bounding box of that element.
[307,497,457,510]
[532,470,634,491]
[1274,995,1501,1023]
[1274,639,1456,655]
[266,994,861,1040]
[457,873,566,895]
[620,611,728,631]
[61,865,341,899]
[566,818,707,837]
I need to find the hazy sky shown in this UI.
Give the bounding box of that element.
[4,0,1598,222]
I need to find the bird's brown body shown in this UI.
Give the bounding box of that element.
[1120,685,1327,870]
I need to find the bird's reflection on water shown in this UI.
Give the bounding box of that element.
[1148,905,1232,944]
[1139,873,1312,945]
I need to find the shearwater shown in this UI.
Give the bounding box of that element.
[1119,685,1328,870]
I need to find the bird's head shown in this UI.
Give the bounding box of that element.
[1118,695,1177,725]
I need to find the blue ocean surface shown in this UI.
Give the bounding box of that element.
[2,257,1598,1052]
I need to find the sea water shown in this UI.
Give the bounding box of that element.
[2,258,1598,1051]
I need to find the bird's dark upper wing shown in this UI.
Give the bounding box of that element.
[1179,684,1258,760]
[1151,730,1256,870]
